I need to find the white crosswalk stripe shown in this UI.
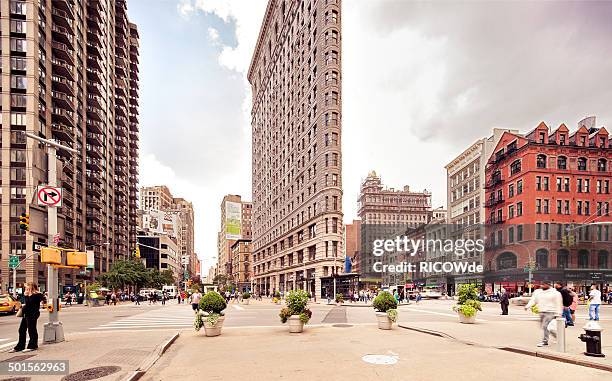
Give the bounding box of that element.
[91,306,197,330]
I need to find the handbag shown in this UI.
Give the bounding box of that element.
[16,307,23,318]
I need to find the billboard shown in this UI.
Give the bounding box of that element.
[225,201,242,240]
[86,250,95,269]
[143,210,179,238]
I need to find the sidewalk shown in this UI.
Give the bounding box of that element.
[0,330,177,380]
[399,314,612,369]
[143,325,609,381]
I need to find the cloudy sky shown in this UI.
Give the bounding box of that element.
[129,0,612,273]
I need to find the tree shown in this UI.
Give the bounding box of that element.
[160,269,175,286]
[99,259,149,290]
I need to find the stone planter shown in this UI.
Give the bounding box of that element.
[203,315,225,337]
[243,299,250,305]
[457,311,476,324]
[376,312,393,330]
[288,315,304,333]
[336,302,343,306]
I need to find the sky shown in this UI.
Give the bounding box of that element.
[128,0,612,274]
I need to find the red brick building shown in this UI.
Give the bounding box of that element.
[484,117,611,295]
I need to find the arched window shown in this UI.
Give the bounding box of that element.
[577,157,587,171]
[557,249,569,269]
[598,250,609,269]
[578,250,589,269]
[497,252,517,270]
[557,156,567,170]
[536,154,547,169]
[536,249,548,269]
[598,158,607,172]
[510,160,521,175]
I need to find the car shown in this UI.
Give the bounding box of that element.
[422,288,443,299]
[0,295,22,314]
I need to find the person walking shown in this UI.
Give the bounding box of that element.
[135,293,141,305]
[190,290,202,313]
[525,281,562,347]
[569,287,578,323]
[588,285,601,321]
[10,283,44,353]
[499,288,509,315]
[554,282,574,327]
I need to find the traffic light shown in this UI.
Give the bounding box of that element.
[561,235,568,247]
[568,234,576,247]
[19,212,29,231]
[135,246,140,258]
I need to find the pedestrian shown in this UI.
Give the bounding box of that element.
[111,292,117,306]
[588,285,601,321]
[554,282,574,327]
[569,287,578,323]
[161,291,166,305]
[190,290,202,313]
[499,288,509,315]
[135,293,141,305]
[608,290,612,305]
[10,282,44,353]
[415,292,422,304]
[525,281,562,347]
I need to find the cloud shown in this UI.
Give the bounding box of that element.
[207,27,220,44]
[177,0,195,18]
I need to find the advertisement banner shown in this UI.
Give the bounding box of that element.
[86,250,95,269]
[143,210,179,238]
[225,201,242,239]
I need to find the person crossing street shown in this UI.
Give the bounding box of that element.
[525,281,562,347]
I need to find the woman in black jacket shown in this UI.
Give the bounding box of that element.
[11,282,44,352]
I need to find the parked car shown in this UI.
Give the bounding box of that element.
[0,294,21,314]
[422,288,442,299]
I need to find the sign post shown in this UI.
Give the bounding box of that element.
[9,256,19,297]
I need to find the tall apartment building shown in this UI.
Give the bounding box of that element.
[217,194,252,277]
[484,117,611,295]
[0,0,140,291]
[139,186,196,278]
[249,0,343,298]
[444,128,517,291]
[140,185,173,212]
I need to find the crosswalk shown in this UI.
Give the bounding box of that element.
[91,306,197,331]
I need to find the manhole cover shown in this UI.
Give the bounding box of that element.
[332,324,353,328]
[362,354,398,365]
[62,366,121,381]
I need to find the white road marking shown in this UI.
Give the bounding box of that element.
[233,305,245,311]
[408,308,487,322]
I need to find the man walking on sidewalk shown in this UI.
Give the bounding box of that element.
[588,285,601,321]
[554,282,574,327]
[525,281,562,347]
[499,288,509,315]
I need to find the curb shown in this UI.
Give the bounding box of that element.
[398,324,611,372]
[123,331,180,381]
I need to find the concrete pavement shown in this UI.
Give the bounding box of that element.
[143,324,610,381]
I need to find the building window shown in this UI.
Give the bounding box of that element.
[508,227,514,243]
[508,184,514,198]
[517,180,523,194]
[598,158,607,172]
[564,178,570,192]
[516,202,522,216]
[508,205,514,219]
[510,160,521,175]
[536,249,548,268]
[10,0,27,15]
[11,75,27,89]
[577,157,587,171]
[543,177,549,190]
[557,200,562,214]
[557,156,567,169]
[578,250,589,269]
[496,252,517,270]
[10,38,27,52]
[557,250,569,269]
[536,176,542,191]
[517,225,523,241]
[536,199,542,214]
[536,154,547,168]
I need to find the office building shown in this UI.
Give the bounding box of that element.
[249,0,344,298]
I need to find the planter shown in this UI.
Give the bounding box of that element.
[288,315,304,333]
[243,299,250,305]
[275,300,281,305]
[336,302,343,306]
[457,311,476,324]
[376,312,393,330]
[203,315,225,337]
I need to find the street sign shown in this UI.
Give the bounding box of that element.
[33,242,44,252]
[37,185,63,207]
[53,233,61,245]
[184,271,189,280]
[9,255,19,269]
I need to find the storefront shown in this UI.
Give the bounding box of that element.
[320,273,360,299]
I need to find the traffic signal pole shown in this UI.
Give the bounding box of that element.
[25,133,78,344]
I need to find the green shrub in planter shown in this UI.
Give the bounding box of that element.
[335,293,344,303]
[199,291,227,314]
[373,291,397,312]
[274,291,281,298]
[280,289,312,324]
[242,292,251,299]
[453,284,482,317]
